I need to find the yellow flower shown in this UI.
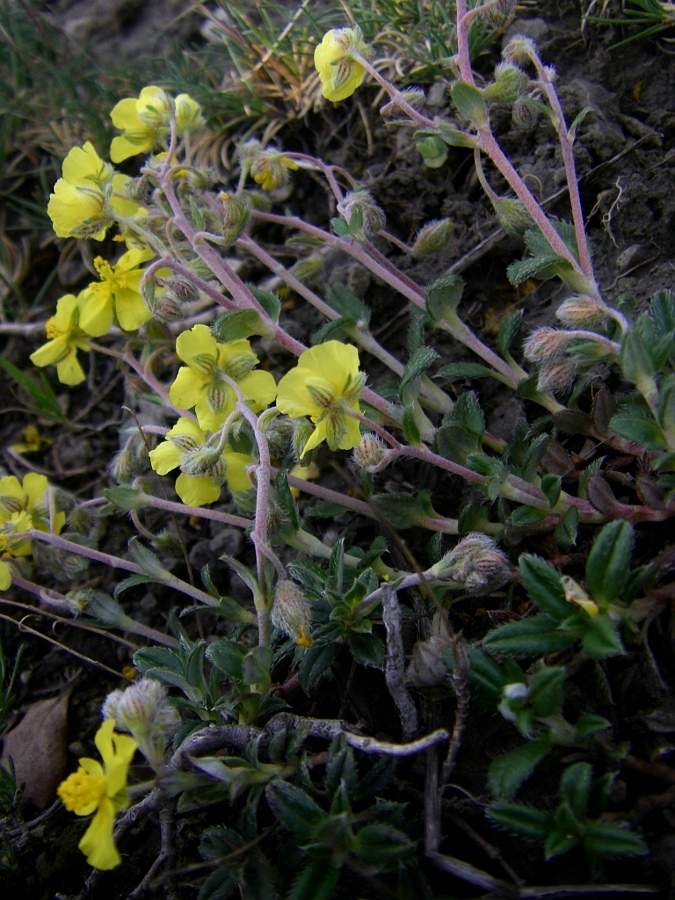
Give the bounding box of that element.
[0,472,65,534]
[562,576,599,618]
[9,425,52,455]
[78,247,155,336]
[57,719,137,870]
[110,86,171,163]
[276,341,364,457]
[48,142,144,241]
[174,93,205,136]
[149,417,253,507]
[30,292,91,385]
[250,148,299,191]
[0,511,32,591]
[169,325,277,432]
[314,27,369,102]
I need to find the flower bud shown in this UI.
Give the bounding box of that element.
[288,257,323,285]
[102,677,180,768]
[556,295,609,327]
[180,446,226,481]
[137,88,172,129]
[337,190,386,240]
[410,218,454,257]
[219,192,250,245]
[493,197,533,235]
[511,97,539,130]
[430,533,511,595]
[381,87,426,117]
[484,62,529,102]
[174,93,204,134]
[536,359,578,394]
[352,433,389,472]
[405,635,451,688]
[271,580,312,647]
[109,437,149,484]
[292,419,315,462]
[480,0,517,25]
[250,149,299,191]
[502,35,536,66]
[523,327,572,362]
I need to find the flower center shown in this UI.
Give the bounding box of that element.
[58,767,107,812]
[45,321,64,340]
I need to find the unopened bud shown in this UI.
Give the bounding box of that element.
[352,433,389,472]
[536,358,578,394]
[411,218,454,257]
[109,437,149,484]
[480,0,517,25]
[137,89,172,129]
[223,353,257,381]
[511,97,539,130]
[250,149,299,191]
[288,257,323,284]
[174,93,204,134]
[180,446,226,481]
[102,677,180,768]
[523,327,572,362]
[238,139,262,167]
[219,192,250,245]
[338,190,386,239]
[493,197,533,235]
[430,533,511,595]
[502,35,536,66]
[556,296,609,327]
[484,62,529,102]
[405,635,451,688]
[271,580,312,647]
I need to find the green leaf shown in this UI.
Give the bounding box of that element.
[436,362,495,380]
[435,422,482,465]
[559,762,592,820]
[541,474,562,508]
[349,632,384,668]
[609,412,666,449]
[581,613,624,659]
[555,507,579,547]
[497,310,524,357]
[574,713,611,743]
[402,403,421,445]
[510,505,547,527]
[326,283,371,325]
[0,356,67,422]
[265,781,326,841]
[248,285,280,322]
[211,309,265,341]
[371,490,436,529]
[454,391,485,438]
[288,858,340,900]
[206,639,247,683]
[103,486,148,511]
[416,134,449,168]
[310,317,355,344]
[352,822,414,865]
[298,642,339,692]
[545,827,580,859]
[425,274,464,322]
[488,802,552,839]
[432,119,477,148]
[198,864,238,900]
[483,616,576,657]
[528,667,565,717]
[241,646,272,689]
[488,736,551,800]
[451,81,488,126]
[275,469,299,531]
[583,821,648,858]
[585,520,633,605]
[568,105,592,141]
[620,323,656,381]
[650,289,675,339]
[400,346,439,393]
[331,216,350,236]
[519,555,571,620]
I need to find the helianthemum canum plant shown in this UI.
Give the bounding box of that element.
[5,0,672,893]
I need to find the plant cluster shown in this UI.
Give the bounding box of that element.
[1,0,673,896]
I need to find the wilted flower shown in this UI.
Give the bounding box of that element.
[57,719,137,870]
[102,678,180,769]
[271,580,312,647]
[250,148,299,191]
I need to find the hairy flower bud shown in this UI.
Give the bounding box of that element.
[337,190,386,239]
[174,93,204,134]
[493,197,533,235]
[271,580,312,647]
[498,681,529,723]
[484,62,529,102]
[556,295,609,327]
[480,0,517,25]
[411,218,454,257]
[292,419,315,463]
[536,358,579,394]
[502,34,536,67]
[109,437,149,484]
[381,87,426,117]
[523,327,572,362]
[219,192,250,245]
[511,97,540,130]
[352,433,389,472]
[102,677,180,768]
[430,533,511,595]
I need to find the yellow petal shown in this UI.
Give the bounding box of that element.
[175,473,221,507]
[78,798,120,870]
